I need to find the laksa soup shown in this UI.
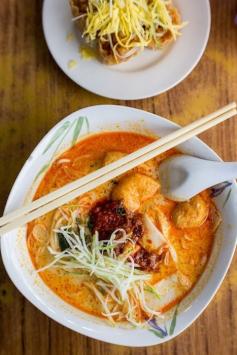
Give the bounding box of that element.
[27,132,221,327]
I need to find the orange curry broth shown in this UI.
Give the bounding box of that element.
[27,132,216,317]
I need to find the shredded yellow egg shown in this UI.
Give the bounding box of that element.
[82,0,185,49]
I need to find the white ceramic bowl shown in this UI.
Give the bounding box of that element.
[1,105,237,347]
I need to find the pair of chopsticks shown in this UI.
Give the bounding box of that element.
[0,102,236,235]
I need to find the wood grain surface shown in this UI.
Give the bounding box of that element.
[0,0,237,354]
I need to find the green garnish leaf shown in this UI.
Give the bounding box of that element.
[116,207,126,216]
[34,163,50,181]
[150,329,166,338]
[144,285,161,300]
[58,232,70,251]
[223,188,232,208]
[169,306,178,335]
[84,116,90,133]
[87,217,94,231]
[43,121,70,154]
[72,117,86,146]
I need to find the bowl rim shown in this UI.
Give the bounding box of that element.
[1,104,237,347]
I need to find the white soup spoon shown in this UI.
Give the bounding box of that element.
[159,155,235,201]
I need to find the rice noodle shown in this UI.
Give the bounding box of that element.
[37,223,166,326]
[57,159,71,165]
[84,282,115,324]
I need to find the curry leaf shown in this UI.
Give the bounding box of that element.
[87,217,94,231]
[34,163,50,181]
[43,121,70,154]
[72,117,86,146]
[169,307,178,336]
[58,233,70,251]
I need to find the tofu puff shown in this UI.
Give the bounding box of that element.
[69,0,185,64]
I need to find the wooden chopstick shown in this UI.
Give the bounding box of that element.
[1,102,236,226]
[0,103,236,235]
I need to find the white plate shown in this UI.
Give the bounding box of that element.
[1,105,237,346]
[42,0,211,100]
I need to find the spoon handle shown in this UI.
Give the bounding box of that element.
[211,162,237,182]
[159,156,237,201]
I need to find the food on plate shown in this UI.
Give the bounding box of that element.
[69,0,186,64]
[27,132,221,327]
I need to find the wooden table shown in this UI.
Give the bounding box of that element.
[0,1,237,354]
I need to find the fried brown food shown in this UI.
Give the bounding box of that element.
[69,0,181,63]
[69,0,88,31]
[99,36,141,65]
[148,4,181,49]
[70,0,88,15]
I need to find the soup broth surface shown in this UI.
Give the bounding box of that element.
[27,132,219,320]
